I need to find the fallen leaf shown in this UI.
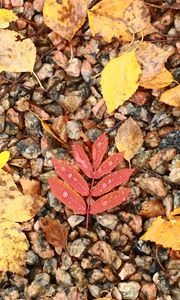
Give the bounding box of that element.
[101,51,141,113]
[72,143,93,178]
[0,29,36,72]
[92,133,108,170]
[41,121,65,144]
[0,221,29,274]
[115,117,144,161]
[40,217,68,249]
[159,85,180,107]
[136,42,174,82]
[0,169,46,222]
[140,215,180,250]
[43,0,87,41]
[0,150,10,169]
[140,68,174,89]
[0,9,18,28]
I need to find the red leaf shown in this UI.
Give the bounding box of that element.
[93,152,124,179]
[48,177,86,214]
[52,158,89,196]
[89,188,131,214]
[92,133,108,170]
[91,169,134,197]
[72,143,93,178]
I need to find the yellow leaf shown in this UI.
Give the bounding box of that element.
[159,85,180,107]
[0,8,18,28]
[136,41,174,82]
[0,150,10,169]
[0,29,36,72]
[0,169,46,222]
[169,207,180,220]
[140,68,173,89]
[115,117,144,161]
[101,51,141,113]
[43,0,87,41]
[0,221,29,274]
[141,215,180,251]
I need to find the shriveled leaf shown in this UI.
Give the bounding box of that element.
[42,121,65,144]
[91,169,134,197]
[123,0,150,34]
[0,8,18,28]
[0,29,36,72]
[141,216,180,250]
[52,158,89,196]
[101,51,141,113]
[115,117,143,162]
[140,68,174,89]
[40,217,68,249]
[88,0,132,43]
[48,177,86,214]
[92,134,108,170]
[159,85,180,107]
[93,152,124,179]
[136,41,174,82]
[89,188,131,214]
[0,169,46,222]
[43,0,87,41]
[0,150,10,169]
[0,221,29,274]
[72,143,93,178]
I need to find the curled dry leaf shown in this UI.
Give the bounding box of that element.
[136,41,174,83]
[0,221,29,274]
[0,29,36,72]
[101,51,141,113]
[43,0,87,41]
[115,117,143,162]
[159,85,180,107]
[140,67,174,89]
[0,169,46,222]
[40,217,68,250]
[0,8,18,28]
[0,150,10,169]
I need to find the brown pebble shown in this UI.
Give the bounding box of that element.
[139,200,165,218]
[140,283,157,300]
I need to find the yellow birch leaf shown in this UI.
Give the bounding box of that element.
[101,51,141,113]
[140,215,180,251]
[0,29,36,72]
[43,0,87,41]
[140,68,174,89]
[0,150,10,169]
[169,207,180,221]
[159,85,180,107]
[115,117,144,162]
[0,8,18,28]
[0,221,29,274]
[0,169,46,222]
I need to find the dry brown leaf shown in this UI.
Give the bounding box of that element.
[0,29,36,72]
[159,85,180,107]
[115,117,143,162]
[140,67,174,89]
[139,200,165,218]
[42,121,65,144]
[0,169,46,222]
[136,42,174,82]
[0,221,29,274]
[40,217,68,249]
[43,0,87,41]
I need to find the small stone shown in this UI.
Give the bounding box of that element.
[137,176,167,197]
[81,60,93,82]
[37,64,54,80]
[34,273,50,286]
[140,283,157,300]
[26,250,40,265]
[61,252,72,270]
[118,281,141,300]
[56,269,72,286]
[139,200,165,218]
[153,272,171,294]
[88,241,116,264]
[17,138,41,159]
[96,214,118,230]
[92,98,107,119]
[0,112,5,133]
[65,58,82,77]
[24,111,42,136]
[62,95,83,112]
[11,0,23,6]
[174,14,180,32]
[68,238,90,258]
[88,284,101,299]
[119,263,136,280]
[33,0,44,11]
[159,131,180,152]
[68,215,85,228]
[134,240,151,255]
[43,258,57,275]
[69,261,87,290]
[66,120,82,140]
[89,269,105,283]
[6,108,23,127]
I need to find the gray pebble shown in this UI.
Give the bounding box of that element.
[68,238,91,258]
[56,269,72,286]
[37,63,54,80]
[68,215,85,228]
[17,138,41,159]
[96,214,118,230]
[118,281,141,300]
[66,120,82,140]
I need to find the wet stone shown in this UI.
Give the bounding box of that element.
[118,263,136,280]
[56,268,72,286]
[68,215,85,228]
[68,238,91,258]
[24,111,42,136]
[118,281,141,300]
[43,258,57,275]
[17,138,41,159]
[159,131,180,152]
[96,214,118,230]
[66,120,82,140]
